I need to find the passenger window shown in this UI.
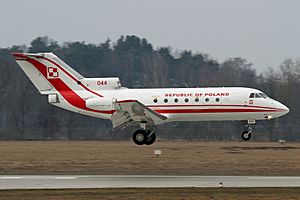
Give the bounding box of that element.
[216,98,220,102]
[249,93,255,98]
[205,98,209,102]
[174,98,178,103]
[164,98,168,103]
[153,98,158,103]
[195,98,199,102]
[184,98,189,103]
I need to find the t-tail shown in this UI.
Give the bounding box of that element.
[11,52,121,116]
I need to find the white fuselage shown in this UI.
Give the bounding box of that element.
[11,52,289,127]
[55,86,289,125]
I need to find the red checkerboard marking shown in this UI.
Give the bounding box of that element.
[47,67,59,79]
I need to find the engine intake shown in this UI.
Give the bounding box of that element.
[86,97,112,110]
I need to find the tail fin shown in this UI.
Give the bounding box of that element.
[11,52,86,95]
[11,52,119,116]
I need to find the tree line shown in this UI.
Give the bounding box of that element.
[0,36,299,141]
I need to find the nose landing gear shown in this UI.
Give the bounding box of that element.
[241,125,253,141]
[241,128,252,141]
[241,120,255,141]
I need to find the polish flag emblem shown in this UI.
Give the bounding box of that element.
[249,100,253,104]
[47,67,59,79]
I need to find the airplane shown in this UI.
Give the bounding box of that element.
[11,52,289,145]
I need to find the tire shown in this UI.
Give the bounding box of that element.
[241,131,251,141]
[132,130,147,145]
[145,132,156,145]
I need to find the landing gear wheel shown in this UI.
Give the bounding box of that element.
[241,131,252,141]
[145,132,156,145]
[133,130,147,145]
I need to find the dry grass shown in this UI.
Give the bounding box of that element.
[0,188,299,200]
[0,141,299,175]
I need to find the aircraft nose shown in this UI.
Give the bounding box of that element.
[279,103,289,115]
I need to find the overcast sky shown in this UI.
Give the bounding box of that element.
[1,0,299,71]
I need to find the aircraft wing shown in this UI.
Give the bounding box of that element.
[112,100,167,129]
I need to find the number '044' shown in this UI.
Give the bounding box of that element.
[97,80,108,86]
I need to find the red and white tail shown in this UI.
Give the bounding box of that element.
[11,52,87,95]
[12,52,120,116]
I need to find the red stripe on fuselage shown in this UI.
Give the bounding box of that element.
[154,108,280,114]
[25,57,114,115]
[148,104,283,111]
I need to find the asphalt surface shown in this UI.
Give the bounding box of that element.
[0,175,300,189]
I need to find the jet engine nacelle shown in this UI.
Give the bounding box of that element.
[86,97,113,110]
[82,77,121,90]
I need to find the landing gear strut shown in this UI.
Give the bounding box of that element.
[132,124,156,145]
[145,130,156,145]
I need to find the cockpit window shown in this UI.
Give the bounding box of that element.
[259,93,269,99]
[250,92,268,99]
[255,93,262,98]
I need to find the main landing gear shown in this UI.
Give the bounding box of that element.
[132,123,156,145]
[133,129,156,145]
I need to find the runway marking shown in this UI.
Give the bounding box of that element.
[54,177,77,180]
[249,176,300,179]
[0,177,23,179]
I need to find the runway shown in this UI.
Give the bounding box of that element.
[0,175,300,189]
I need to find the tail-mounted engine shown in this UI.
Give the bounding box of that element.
[86,97,113,111]
[81,77,121,90]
